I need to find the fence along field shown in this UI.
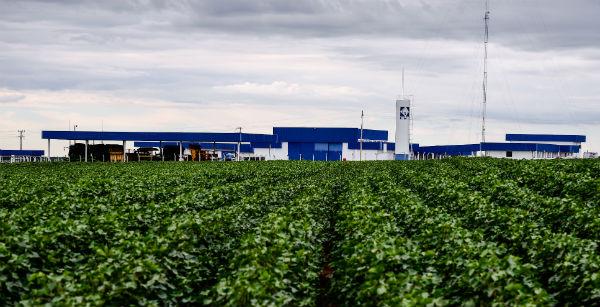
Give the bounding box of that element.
[0,159,599,305]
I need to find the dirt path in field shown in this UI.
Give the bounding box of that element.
[317,240,336,307]
[316,182,345,307]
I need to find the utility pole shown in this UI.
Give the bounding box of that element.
[236,127,242,162]
[17,130,25,150]
[360,110,364,161]
[481,0,490,156]
[73,124,78,145]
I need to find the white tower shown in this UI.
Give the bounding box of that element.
[395,98,411,160]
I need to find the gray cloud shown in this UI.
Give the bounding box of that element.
[3,0,600,51]
[0,0,599,152]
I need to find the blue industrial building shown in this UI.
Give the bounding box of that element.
[268,127,389,161]
[0,150,45,156]
[40,128,586,161]
[414,134,585,159]
[0,149,45,163]
[41,127,393,161]
[129,127,391,161]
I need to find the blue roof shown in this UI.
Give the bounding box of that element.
[506,134,586,143]
[386,143,417,152]
[0,150,45,156]
[273,127,387,143]
[133,142,254,153]
[42,131,275,143]
[483,142,574,152]
[414,144,480,155]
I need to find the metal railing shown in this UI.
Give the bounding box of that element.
[0,156,69,163]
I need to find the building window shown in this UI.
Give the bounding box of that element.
[506,151,513,158]
[314,143,328,152]
[328,143,343,152]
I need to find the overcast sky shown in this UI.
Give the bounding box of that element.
[1,0,599,155]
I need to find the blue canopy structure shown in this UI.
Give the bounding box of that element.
[505,134,586,143]
[41,131,276,143]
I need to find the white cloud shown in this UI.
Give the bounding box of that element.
[213,81,367,99]
[0,89,26,103]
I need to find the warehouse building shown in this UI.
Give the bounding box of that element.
[41,127,395,161]
[252,127,392,161]
[127,127,393,161]
[37,98,587,162]
[41,128,586,161]
[0,149,45,163]
[414,134,585,159]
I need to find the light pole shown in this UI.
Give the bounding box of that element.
[236,127,242,161]
[17,130,25,150]
[73,124,78,142]
[360,110,364,161]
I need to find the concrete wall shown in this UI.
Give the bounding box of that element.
[344,148,394,161]
[253,142,288,160]
[486,150,535,159]
[252,141,395,161]
[485,150,580,159]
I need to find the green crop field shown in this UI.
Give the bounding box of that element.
[1,159,599,306]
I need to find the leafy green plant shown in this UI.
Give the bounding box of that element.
[1,159,599,305]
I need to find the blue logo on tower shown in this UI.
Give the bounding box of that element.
[399,107,410,120]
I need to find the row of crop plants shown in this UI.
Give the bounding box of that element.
[0,163,335,305]
[415,159,600,240]
[445,158,600,205]
[204,172,346,305]
[384,161,600,304]
[329,171,554,305]
[1,160,599,305]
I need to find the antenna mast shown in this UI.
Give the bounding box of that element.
[481,0,490,155]
[402,68,405,98]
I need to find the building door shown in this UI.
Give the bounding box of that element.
[288,142,316,160]
[328,143,343,161]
